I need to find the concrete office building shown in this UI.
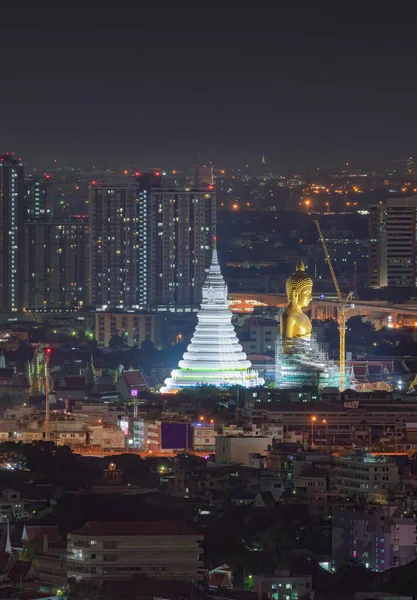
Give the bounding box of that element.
[369,196,417,287]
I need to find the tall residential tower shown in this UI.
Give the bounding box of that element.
[0,155,25,311]
[369,196,417,287]
[23,217,89,310]
[89,183,141,309]
[138,182,216,310]
[89,177,216,311]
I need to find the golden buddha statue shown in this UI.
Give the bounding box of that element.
[281,260,313,342]
[276,260,341,388]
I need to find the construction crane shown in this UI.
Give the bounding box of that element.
[314,220,353,392]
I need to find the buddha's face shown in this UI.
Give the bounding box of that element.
[294,284,312,308]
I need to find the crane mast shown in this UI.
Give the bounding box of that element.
[314,220,352,392]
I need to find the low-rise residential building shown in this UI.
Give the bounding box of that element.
[237,467,285,501]
[215,436,273,465]
[54,430,87,447]
[88,424,126,450]
[67,521,203,583]
[333,451,400,504]
[171,463,236,497]
[15,430,44,442]
[192,424,216,452]
[294,474,327,494]
[133,418,161,450]
[255,570,313,600]
[95,312,162,348]
[16,416,88,448]
[0,488,26,520]
[333,501,417,571]
[240,398,417,447]
[0,368,30,405]
[72,403,126,427]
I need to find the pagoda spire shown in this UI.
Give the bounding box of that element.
[161,246,264,392]
[212,235,218,265]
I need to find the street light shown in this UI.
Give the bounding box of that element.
[311,416,317,446]
[322,419,328,446]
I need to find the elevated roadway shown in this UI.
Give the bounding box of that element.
[229,293,417,327]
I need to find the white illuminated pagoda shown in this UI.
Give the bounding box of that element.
[161,244,264,392]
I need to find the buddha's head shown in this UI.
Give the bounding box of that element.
[286,260,313,308]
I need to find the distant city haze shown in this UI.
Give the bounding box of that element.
[1,10,417,171]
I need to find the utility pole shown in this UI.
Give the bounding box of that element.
[311,416,316,447]
[44,348,52,442]
[395,419,398,454]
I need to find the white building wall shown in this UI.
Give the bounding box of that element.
[215,436,272,465]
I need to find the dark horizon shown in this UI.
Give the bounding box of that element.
[2,8,417,171]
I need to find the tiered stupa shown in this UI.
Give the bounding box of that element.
[161,245,264,392]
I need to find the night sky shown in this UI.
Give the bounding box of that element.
[2,8,417,171]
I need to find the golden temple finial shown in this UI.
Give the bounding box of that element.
[296,259,305,272]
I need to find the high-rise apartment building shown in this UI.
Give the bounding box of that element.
[23,217,89,310]
[0,155,25,311]
[89,177,216,311]
[89,183,140,308]
[138,182,216,310]
[24,175,52,220]
[369,195,417,287]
